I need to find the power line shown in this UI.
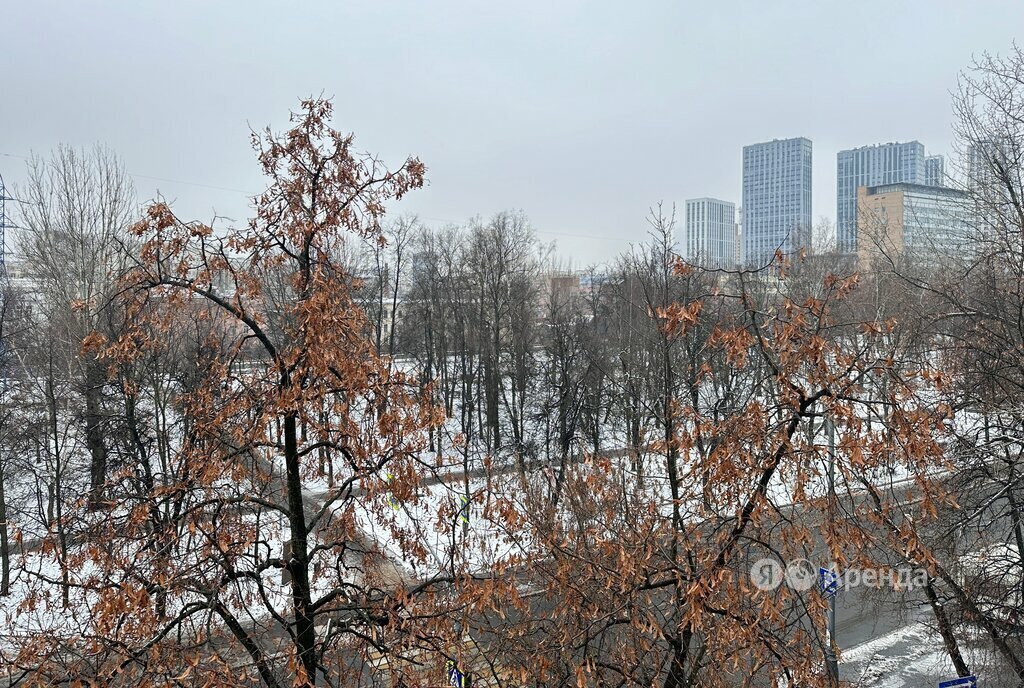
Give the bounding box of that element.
[128,173,254,196]
[1,151,256,196]
[0,172,9,269]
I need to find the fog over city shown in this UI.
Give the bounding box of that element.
[3,1,1022,263]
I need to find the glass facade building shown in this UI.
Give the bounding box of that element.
[925,155,945,187]
[856,182,971,265]
[836,141,945,255]
[683,198,737,269]
[967,140,1013,190]
[741,138,812,266]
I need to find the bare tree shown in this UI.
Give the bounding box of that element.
[16,144,135,509]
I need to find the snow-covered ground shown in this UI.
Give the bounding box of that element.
[352,473,528,579]
[843,621,1007,687]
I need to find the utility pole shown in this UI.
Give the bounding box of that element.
[825,416,839,683]
[0,172,10,273]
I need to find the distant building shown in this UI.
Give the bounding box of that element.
[543,273,581,314]
[837,141,945,255]
[969,141,998,187]
[965,140,1020,227]
[967,140,1014,193]
[683,198,737,268]
[742,138,812,266]
[579,273,611,296]
[856,182,970,269]
[734,207,743,266]
[925,155,945,187]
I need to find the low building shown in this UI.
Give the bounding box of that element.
[543,273,581,314]
[855,182,971,269]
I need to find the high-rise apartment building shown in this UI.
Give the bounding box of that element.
[683,198,737,269]
[735,206,743,266]
[836,141,945,254]
[925,155,945,187]
[742,138,812,265]
[967,140,1013,190]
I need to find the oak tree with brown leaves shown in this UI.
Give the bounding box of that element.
[6,99,461,688]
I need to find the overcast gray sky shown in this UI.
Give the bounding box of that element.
[3,1,1022,265]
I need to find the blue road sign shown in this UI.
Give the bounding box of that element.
[938,677,977,688]
[446,660,467,688]
[818,567,838,598]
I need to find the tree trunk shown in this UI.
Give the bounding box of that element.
[283,414,317,685]
[663,631,693,688]
[85,361,108,510]
[1005,462,1024,607]
[485,354,500,454]
[0,462,9,596]
[923,577,971,677]
[46,375,70,608]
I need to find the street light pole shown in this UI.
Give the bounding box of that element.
[825,416,839,683]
